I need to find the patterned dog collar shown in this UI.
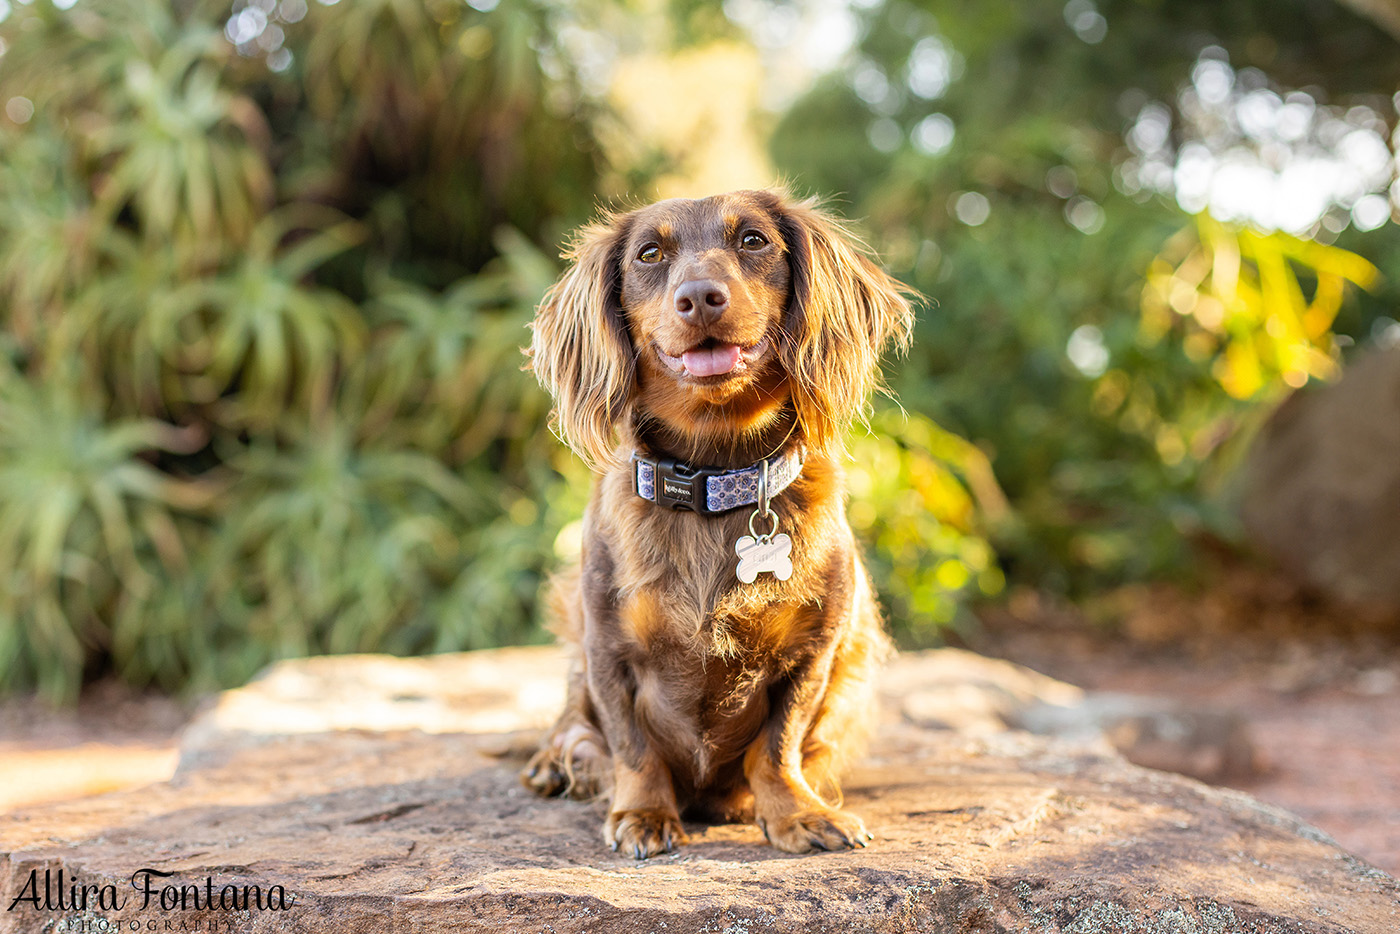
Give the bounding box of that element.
[632,448,804,515]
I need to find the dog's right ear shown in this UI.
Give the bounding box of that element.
[527,213,635,468]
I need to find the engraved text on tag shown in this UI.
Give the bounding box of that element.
[734,532,793,583]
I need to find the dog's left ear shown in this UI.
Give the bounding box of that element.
[527,212,636,468]
[763,191,917,455]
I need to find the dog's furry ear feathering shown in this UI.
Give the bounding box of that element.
[529,191,916,465]
[765,192,917,456]
[527,213,636,468]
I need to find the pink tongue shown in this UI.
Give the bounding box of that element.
[682,343,741,377]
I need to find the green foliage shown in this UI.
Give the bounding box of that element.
[773,0,1399,599]
[0,361,203,700]
[3,0,1398,699]
[1142,217,1380,399]
[848,411,1008,644]
[0,0,614,700]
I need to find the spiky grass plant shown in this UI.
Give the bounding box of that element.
[0,0,614,700]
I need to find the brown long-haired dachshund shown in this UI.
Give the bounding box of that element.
[522,188,915,858]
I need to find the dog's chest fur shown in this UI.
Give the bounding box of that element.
[588,464,848,784]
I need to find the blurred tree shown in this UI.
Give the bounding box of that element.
[772,0,1400,598]
[3,0,1397,698]
[1335,0,1400,38]
[0,0,630,700]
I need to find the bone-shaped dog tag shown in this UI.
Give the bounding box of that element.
[734,532,793,583]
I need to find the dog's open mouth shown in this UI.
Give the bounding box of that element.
[657,337,770,379]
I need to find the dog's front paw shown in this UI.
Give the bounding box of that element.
[605,808,688,859]
[759,807,873,853]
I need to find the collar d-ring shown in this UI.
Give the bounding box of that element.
[757,458,770,515]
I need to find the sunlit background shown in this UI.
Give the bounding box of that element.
[0,0,1397,701]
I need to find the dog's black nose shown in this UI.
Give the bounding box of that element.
[673,279,730,326]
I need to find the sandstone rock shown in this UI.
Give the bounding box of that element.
[1013,692,1258,784]
[176,647,571,769]
[1,648,1395,933]
[1241,346,1400,610]
[183,647,1257,784]
[889,649,1257,783]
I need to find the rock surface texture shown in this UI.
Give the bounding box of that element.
[1,647,1396,933]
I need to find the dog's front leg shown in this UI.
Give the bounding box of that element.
[581,558,687,859]
[604,747,687,858]
[584,644,687,858]
[744,637,873,853]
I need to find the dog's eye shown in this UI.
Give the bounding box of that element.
[740,231,768,251]
[637,244,663,264]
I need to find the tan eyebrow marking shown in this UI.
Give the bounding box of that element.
[655,223,674,241]
[723,214,742,239]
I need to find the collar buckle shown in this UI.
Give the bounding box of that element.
[633,455,716,513]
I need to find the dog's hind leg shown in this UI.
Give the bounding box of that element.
[521,568,611,800]
[799,571,891,805]
[521,657,611,799]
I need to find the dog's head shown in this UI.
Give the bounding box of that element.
[528,189,915,466]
